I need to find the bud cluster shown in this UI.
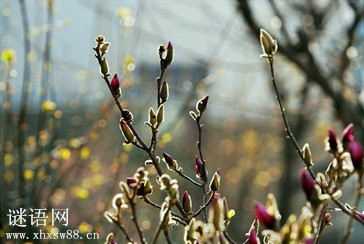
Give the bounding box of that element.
[184,195,234,243]
[145,105,164,129]
[95,35,111,76]
[325,124,363,191]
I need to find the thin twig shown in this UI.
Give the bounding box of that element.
[107,214,134,243]
[17,0,32,204]
[176,170,203,187]
[196,117,209,222]
[143,196,187,225]
[125,191,146,244]
[223,230,238,244]
[314,203,328,244]
[190,192,214,220]
[31,0,54,206]
[341,175,363,244]
[157,69,165,108]
[152,203,171,244]
[163,230,172,244]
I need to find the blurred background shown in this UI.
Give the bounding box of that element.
[1,0,364,243]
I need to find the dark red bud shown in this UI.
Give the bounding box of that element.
[254,202,275,229]
[201,95,209,106]
[136,182,145,196]
[328,129,338,152]
[195,156,206,180]
[163,152,174,166]
[167,41,173,50]
[300,169,316,198]
[247,229,258,244]
[126,178,137,187]
[182,191,189,206]
[195,156,203,168]
[122,109,133,121]
[346,139,364,169]
[111,73,120,89]
[217,168,220,176]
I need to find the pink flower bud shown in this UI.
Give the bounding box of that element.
[254,202,275,229]
[111,73,121,98]
[247,229,258,244]
[300,169,316,198]
[328,129,338,152]
[195,156,207,181]
[182,191,192,214]
[163,152,174,167]
[347,139,363,169]
[163,41,173,68]
[122,109,133,121]
[111,73,120,89]
[342,124,363,169]
[126,178,137,187]
[182,191,189,206]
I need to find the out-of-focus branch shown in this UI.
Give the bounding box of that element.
[17,0,31,204]
[31,0,54,206]
[337,0,364,83]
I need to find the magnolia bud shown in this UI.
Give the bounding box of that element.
[210,169,220,192]
[160,82,169,103]
[163,152,174,167]
[136,180,153,196]
[342,124,364,170]
[101,58,109,75]
[182,191,192,215]
[111,73,121,98]
[149,108,157,126]
[196,95,209,115]
[195,156,207,181]
[254,202,275,229]
[163,41,173,69]
[300,169,316,199]
[260,29,278,57]
[126,178,138,188]
[156,104,164,126]
[327,129,338,152]
[302,143,313,168]
[247,229,258,244]
[119,119,135,144]
[122,109,133,121]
